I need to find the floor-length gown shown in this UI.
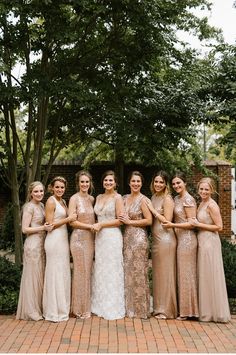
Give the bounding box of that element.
[174,193,199,318]
[70,195,95,318]
[197,204,231,322]
[16,202,46,320]
[151,194,177,319]
[43,197,71,322]
[91,195,125,320]
[123,194,150,319]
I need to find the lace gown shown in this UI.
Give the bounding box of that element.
[43,197,71,322]
[174,193,199,318]
[197,204,231,322]
[123,194,150,319]
[16,202,46,320]
[70,195,95,318]
[91,194,125,320]
[151,194,177,319]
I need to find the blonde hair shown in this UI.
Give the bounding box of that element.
[48,176,67,193]
[150,170,170,196]
[26,181,44,202]
[75,170,94,194]
[197,177,216,194]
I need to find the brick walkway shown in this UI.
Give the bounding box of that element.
[0,315,235,353]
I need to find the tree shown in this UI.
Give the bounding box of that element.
[206,44,236,164]
[0,0,220,263]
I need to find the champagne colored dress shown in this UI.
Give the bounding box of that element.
[91,194,125,320]
[174,193,199,318]
[123,194,150,319]
[70,195,95,318]
[16,202,46,320]
[43,197,71,322]
[197,203,231,323]
[151,194,177,319]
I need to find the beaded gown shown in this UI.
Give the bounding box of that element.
[151,194,177,319]
[43,197,71,322]
[91,194,125,320]
[123,194,150,319]
[70,194,95,318]
[16,202,46,320]
[197,203,231,323]
[173,193,199,318]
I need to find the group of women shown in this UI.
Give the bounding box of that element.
[16,169,231,324]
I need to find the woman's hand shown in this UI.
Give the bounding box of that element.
[118,213,131,225]
[92,223,102,232]
[188,217,200,226]
[68,211,77,223]
[44,222,54,232]
[161,221,173,228]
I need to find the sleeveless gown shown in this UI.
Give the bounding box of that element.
[174,193,199,318]
[91,195,125,320]
[43,197,71,322]
[151,194,177,318]
[123,194,150,319]
[70,195,95,318]
[16,202,46,320]
[197,203,231,322]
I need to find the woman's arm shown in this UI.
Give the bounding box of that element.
[162,205,196,229]
[45,197,76,230]
[146,195,174,224]
[119,197,152,227]
[68,195,94,231]
[190,202,223,232]
[22,205,52,234]
[93,195,124,231]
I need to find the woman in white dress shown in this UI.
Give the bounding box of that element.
[190,177,231,323]
[16,181,53,320]
[43,176,76,322]
[91,170,125,320]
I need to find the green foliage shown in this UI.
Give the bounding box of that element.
[0,203,15,251]
[221,238,236,298]
[0,256,21,314]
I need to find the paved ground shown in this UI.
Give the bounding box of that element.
[0,314,235,353]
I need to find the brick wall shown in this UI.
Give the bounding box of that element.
[0,160,232,237]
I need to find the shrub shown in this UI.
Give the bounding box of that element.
[0,256,21,314]
[221,238,236,298]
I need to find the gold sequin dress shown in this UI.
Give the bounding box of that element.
[70,195,95,318]
[123,194,150,319]
[173,193,199,318]
[197,203,230,322]
[16,202,46,320]
[151,194,177,319]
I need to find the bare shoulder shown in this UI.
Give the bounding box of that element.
[164,194,174,203]
[115,192,123,201]
[208,199,220,212]
[90,195,95,204]
[46,196,56,207]
[69,193,77,202]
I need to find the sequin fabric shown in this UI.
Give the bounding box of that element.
[174,193,199,318]
[151,194,177,318]
[16,202,46,320]
[70,195,95,318]
[123,194,150,319]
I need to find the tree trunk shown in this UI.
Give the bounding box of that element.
[11,183,23,266]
